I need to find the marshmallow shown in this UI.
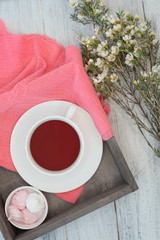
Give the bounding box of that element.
[7,205,23,223]
[26,193,45,213]
[21,208,38,224]
[11,190,29,209]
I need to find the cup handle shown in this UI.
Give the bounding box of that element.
[65,104,77,119]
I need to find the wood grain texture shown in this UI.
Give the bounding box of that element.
[0,0,159,239]
[41,0,94,48]
[64,203,118,240]
[0,0,43,35]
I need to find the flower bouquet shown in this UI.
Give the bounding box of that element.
[69,0,160,158]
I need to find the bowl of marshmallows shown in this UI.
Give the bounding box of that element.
[5,186,48,229]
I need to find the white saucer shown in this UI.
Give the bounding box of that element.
[10,101,103,193]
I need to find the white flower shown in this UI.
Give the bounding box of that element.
[99,50,109,57]
[113,24,121,32]
[125,12,131,18]
[111,46,119,55]
[101,40,108,46]
[130,39,137,45]
[130,29,136,35]
[152,65,160,73]
[152,39,158,45]
[138,23,147,32]
[95,58,104,67]
[150,32,155,38]
[108,54,116,62]
[88,59,94,64]
[92,77,101,84]
[133,52,139,58]
[86,38,92,48]
[97,44,103,52]
[123,35,131,42]
[86,0,92,2]
[77,13,84,20]
[125,60,133,67]
[92,35,97,40]
[69,0,78,8]
[126,25,134,31]
[140,71,148,78]
[125,53,134,67]
[133,47,139,57]
[135,15,140,21]
[95,70,108,83]
[99,73,106,80]
[92,49,97,54]
[94,26,101,35]
[108,15,117,24]
[130,25,135,29]
[101,15,107,21]
[97,74,104,82]
[125,26,130,31]
[117,41,122,47]
[126,53,134,61]
[106,29,113,37]
[95,9,101,15]
[134,26,139,32]
[97,69,108,82]
[81,36,89,44]
[110,73,118,82]
[99,0,106,7]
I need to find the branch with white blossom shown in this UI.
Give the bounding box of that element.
[69,0,160,158]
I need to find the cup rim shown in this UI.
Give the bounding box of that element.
[25,116,84,176]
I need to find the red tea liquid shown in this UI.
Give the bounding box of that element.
[30,120,80,171]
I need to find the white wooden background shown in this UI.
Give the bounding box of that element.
[0,0,160,239]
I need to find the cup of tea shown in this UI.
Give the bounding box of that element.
[25,105,84,175]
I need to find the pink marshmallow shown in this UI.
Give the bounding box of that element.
[11,190,29,210]
[21,208,38,224]
[7,205,23,223]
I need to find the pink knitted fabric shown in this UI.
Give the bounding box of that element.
[0,20,113,203]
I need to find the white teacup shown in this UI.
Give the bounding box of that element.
[25,105,84,175]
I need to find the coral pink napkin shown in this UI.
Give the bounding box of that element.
[0,20,113,203]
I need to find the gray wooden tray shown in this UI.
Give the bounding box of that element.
[0,137,138,240]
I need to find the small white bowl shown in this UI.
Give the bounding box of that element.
[5,186,48,229]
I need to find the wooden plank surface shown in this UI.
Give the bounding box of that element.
[0,0,159,239]
[106,1,160,240]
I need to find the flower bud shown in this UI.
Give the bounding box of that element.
[134,15,140,21]
[125,12,131,18]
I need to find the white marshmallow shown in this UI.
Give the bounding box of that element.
[26,193,45,213]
